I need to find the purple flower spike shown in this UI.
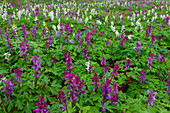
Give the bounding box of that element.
[33,95,49,113]
[139,69,146,83]
[111,64,119,77]
[104,39,110,45]
[125,59,131,69]
[147,89,157,107]
[158,54,165,63]
[151,35,156,43]
[82,46,89,59]
[91,71,101,92]
[45,36,53,51]
[31,55,41,77]
[2,80,14,102]
[135,41,141,55]
[101,100,106,112]
[166,79,170,93]
[19,40,31,61]
[14,67,23,84]
[41,28,46,39]
[30,25,37,40]
[64,52,73,74]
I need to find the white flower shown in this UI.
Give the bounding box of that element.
[111,26,116,32]
[85,17,88,23]
[85,61,90,71]
[131,22,134,26]
[17,10,22,20]
[49,11,54,21]
[97,20,102,25]
[52,25,56,31]
[121,25,125,32]
[4,52,11,60]
[71,24,73,27]
[115,30,119,37]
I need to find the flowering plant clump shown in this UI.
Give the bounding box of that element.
[146,89,157,107]
[2,80,14,103]
[31,55,41,77]
[33,95,49,113]
[0,0,170,112]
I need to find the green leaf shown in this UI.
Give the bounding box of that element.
[7,102,13,112]
[17,99,23,110]
[25,102,32,113]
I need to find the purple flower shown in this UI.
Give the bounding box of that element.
[158,54,165,63]
[64,52,73,73]
[69,39,74,44]
[166,79,170,93]
[151,35,156,43]
[41,82,46,90]
[85,32,91,48]
[2,80,14,102]
[82,46,89,59]
[159,24,162,31]
[101,100,106,112]
[139,69,146,83]
[149,44,152,48]
[101,55,107,66]
[41,28,46,39]
[4,28,13,51]
[51,56,57,63]
[19,40,31,61]
[30,25,37,40]
[14,67,23,84]
[56,31,60,38]
[31,55,41,77]
[33,95,49,113]
[36,20,39,26]
[111,64,119,77]
[146,25,152,37]
[49,26,53,35]
[168,51,170,56]
[135,41,141,55]
[158,35,161,40]
[125,59,131,69]
[64,73,85,103]
[48,18,52,24]
[45,36,53,51]
[104,39,110,45]
[58,90,68,111]
[0,74,3,80]
[91,71,101,92]
[77,39,84,49]
[101,78,118,107]
[146,89,157,107]
[12,30,17,39]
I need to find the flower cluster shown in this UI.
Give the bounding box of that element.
[2,80,14,103]
[147,52,155,69]
[146,89,157,107]
[45,36,53,51]
[125,59,131,69]
[158,54,165,63]
[14,67,23,84]
[30,25,37,40]
[146,25,152,37]
[64,73,85,103]
[41,28,46,39]
[21,24,28,40]
[33,95,49,113]
[31,55,41,77]
[64,52,73,74]
[4,27,13,51]
[19,40,31,61]
[101,55,108,75]
[82,46,90,59]
[139,69,146,83]
[135,41,141,55]
[58,90,68,112]
[101,78,118,112]
[85,32,91,48]
[91,71,101,92]
[166,79,170,93]
[111,64,119,77]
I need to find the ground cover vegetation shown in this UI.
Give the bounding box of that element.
[0,0,170,112]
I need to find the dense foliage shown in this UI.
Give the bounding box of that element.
[0,0,170,112]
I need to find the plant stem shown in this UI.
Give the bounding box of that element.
[34,78,38,94]
[66,104,68,113]
[8,60,11,74]
[25,58,28,78]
